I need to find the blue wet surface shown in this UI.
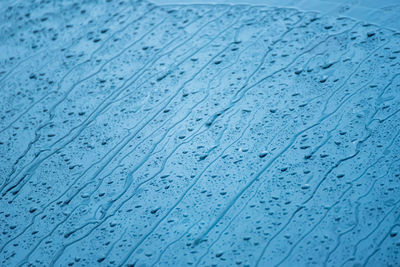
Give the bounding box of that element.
[0,0,400,266]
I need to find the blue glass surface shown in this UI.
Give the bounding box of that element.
[0,0,399,266]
